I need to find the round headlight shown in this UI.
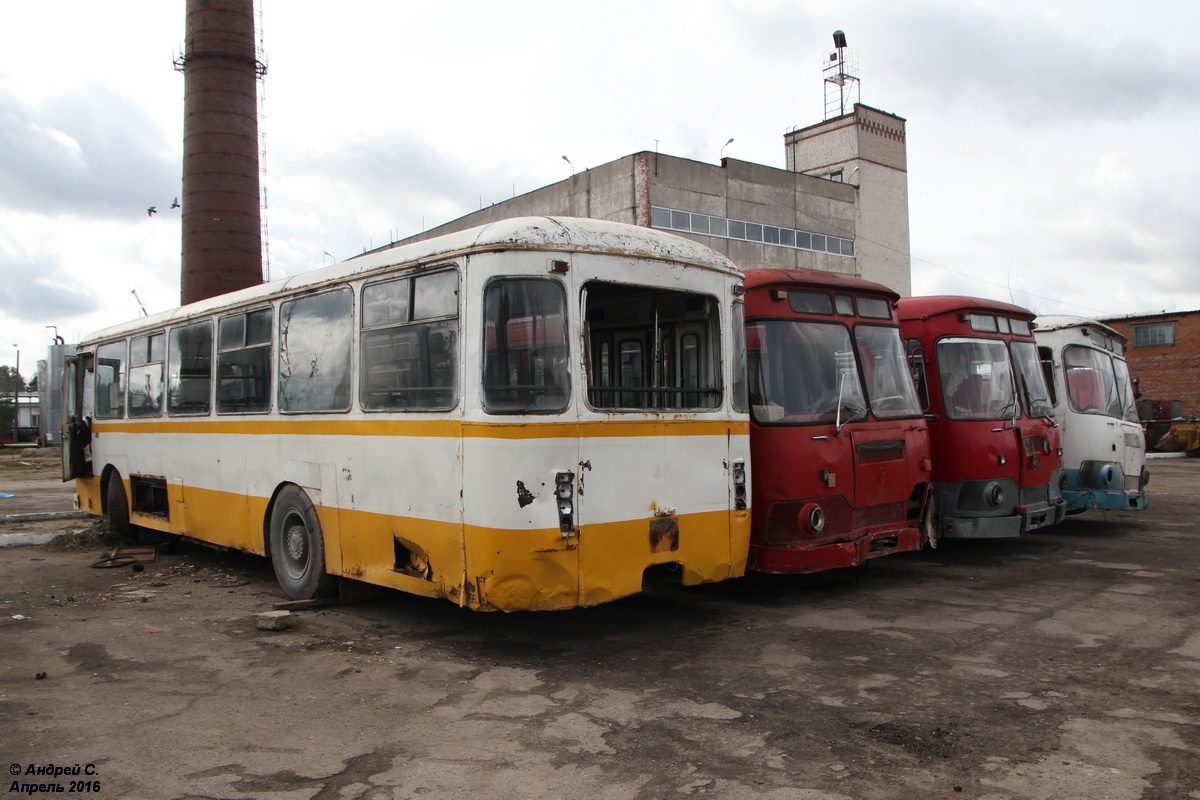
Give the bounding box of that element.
[986,482,1005,508]
[799,502,826,534]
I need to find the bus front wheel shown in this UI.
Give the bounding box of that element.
[105,471,131,538]
[269,486,335,600]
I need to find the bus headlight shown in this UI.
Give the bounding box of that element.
[985,482,1005,508]
[800,502,826,534]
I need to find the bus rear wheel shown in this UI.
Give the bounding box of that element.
[269,486,335,600]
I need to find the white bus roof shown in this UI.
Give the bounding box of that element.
[1034,314,1127,344]
[82,216,741,344]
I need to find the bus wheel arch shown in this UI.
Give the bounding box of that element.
[266,483,335,600]
[101,466,131,537]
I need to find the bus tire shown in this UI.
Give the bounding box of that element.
[105,471,131,538]
[269,486,334,600]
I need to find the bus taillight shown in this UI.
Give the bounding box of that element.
[732,459,748,511]
[555,471,576,536]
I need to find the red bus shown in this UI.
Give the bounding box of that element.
[743,269,934,573]
[898,296,1066,540]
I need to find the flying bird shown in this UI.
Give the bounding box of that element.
[170,197,180,209]
[147,206,157,216]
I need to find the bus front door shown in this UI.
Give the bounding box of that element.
[60,354,92,481]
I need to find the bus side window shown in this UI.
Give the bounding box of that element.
[279,287,354,413]
[731,300,748,413]
[1037,345,1057,405]
[905,339,931,412]
[94,341,126,419]
[169,321,213,415]
[128,332,166,418]
[218,308,274,414]
[361,269,459,411]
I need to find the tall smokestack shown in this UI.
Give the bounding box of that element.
[177,0,265,305]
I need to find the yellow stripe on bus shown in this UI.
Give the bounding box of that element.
[91,418,748,439]
[80,476,750,612]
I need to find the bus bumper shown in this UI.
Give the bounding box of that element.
[748,526,925,574]
[939,498,1065,539]
[1063,465,1149,511]
[1063,488,1147,511]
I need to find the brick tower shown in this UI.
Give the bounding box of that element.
[177,0,265,305]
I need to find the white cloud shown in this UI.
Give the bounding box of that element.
[3,0,1200,368]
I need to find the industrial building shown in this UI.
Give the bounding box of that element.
[378,103,913,295]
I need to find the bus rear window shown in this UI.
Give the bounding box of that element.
[482,279,569,414]
[585,283,722,411]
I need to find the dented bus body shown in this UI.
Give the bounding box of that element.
[899,297,1066,540]
[62,217,751,611]
[1034,315,1148,512]
[743,269,933,573]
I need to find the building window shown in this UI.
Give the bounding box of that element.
[1133,322,1175,348]
[650,205,855,258]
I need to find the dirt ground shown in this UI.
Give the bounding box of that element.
[1,450,1197,800]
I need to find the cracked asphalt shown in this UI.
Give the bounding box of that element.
[1,454,1197,799]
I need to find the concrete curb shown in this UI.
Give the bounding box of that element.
[0,511,90,524]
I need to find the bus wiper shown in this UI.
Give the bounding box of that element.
[834,373,845,434]
[1019,373,1057,427]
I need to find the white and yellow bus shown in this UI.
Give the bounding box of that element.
[62,217,751,611]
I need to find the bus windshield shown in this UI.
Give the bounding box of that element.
[937,337,1016,420]
[853,325,923,418]
[1063,344,1135,420]
[1111,356,1140,422]
[747,320,867,425]
[1010,340,1054,419]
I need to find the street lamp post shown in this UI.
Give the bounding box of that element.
[10,344,18,442]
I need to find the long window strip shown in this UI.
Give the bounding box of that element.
[650,206,855,258]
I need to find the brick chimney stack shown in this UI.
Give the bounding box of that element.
[178,0,264,305]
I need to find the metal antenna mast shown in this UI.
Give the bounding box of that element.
[823,30,860,120]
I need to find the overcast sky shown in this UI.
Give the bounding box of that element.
[2,0,1199,373]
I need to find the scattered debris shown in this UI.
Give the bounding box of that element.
[92,545,162,570]
[273,597,341,611]
[255,610,293,631]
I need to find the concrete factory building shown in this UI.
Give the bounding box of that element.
[386,103,913,295]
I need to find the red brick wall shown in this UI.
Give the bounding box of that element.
[1103,311,1200,419]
